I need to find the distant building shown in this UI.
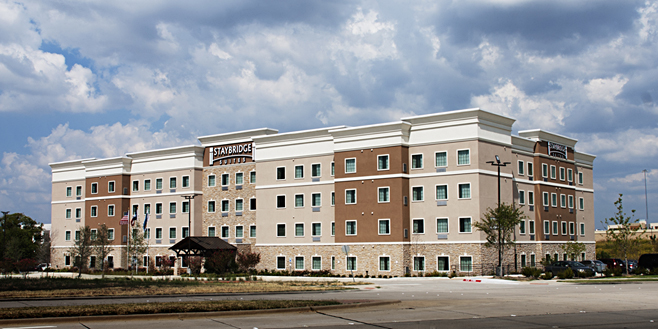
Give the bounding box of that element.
[49,108,596,275]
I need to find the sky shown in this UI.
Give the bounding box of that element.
[0,0,656,228]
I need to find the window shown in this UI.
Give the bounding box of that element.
[75,208,81,218]
[221,174,229,186]
[542,164,548,178]
[331,192,335,206]
[561,222,567,235]
[345,189,356,204]
[236,226,243,238]
[530,254,536,267]
[377,187,390,203]
[277,195,286,208]
[295,165,304,179]
[75,230,80,241]
[518,161,524,175]
[436,185,447,200]
[182,201,189,213]
[460,256,473,272]
[580,223,585,236]
[90,256,96,268]
[277,256,286,270]
[521,254,526,268]
[277,167,286,180]
[156,178,163,190]
[331,162,335,176]
[65,231,71,241]
[312,163,321,177]
[437,256,449,271]
[579,197,584,210]
[250,225,256,237]
[578,172,583,185]
[182,176,190,188]
[411,154,423,169]
[294,256,304,270]
[91,182,98,194]
[560,194,566,208]
[412,186,424,201]
[378,219,390,235]
[250,198,256,210]
[528,191,534,205]
[529,220,535,234]
[437,218,448,233]
[457,149,470,165]
[542,192,549,206]
[458,183,471,199]
[345,158,356,173]
[250,171,256,184]
[208,227,216,237]
[435,151,447,167]
[312,223,321,236]
[144,179,151,191]
[169,202,176,214]
[552,221,558,235]
[567,168,573,182]
[559,167,565,181]
[378,155,389,170]
[459,217,472,233]
[331,222,335,236]
[519,220,526,234]
[568,195,574,209]
[544,221,550,235]
[527,162,534,177]
[346,256,357,271]
[108,205,115,216]
[235,199,243,211]
[66,209,72,219]
[221,226,229,238]
[90,206,97,217]
[379,256,390,271]
[169,177,177,189]
[143,228,150,239]
[221,200,229,212]
[413,219,424,234]
[295,223,304,237]
[551,193,557,207]
[76,186,82,196]
[569,222,575,235]
[108,228,114,240]
[207,201,215,213]
[312,256,321,270]
[295,194,304,208]
[312,193,321,207]
[346,220,357,235]
[66,187,72,197]
[550,165,556,179]
[155,228,162,239]
[277,224,286,237]
[331,256,335,270]
[169,227,176,239]
[414,256,425,271]
[519,190,525,205]
[108,181,115,193]
[182,227,189,238]
[65,255,71,266]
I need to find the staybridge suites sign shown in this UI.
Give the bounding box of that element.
[209,143,253,166]
[547,141,568,159]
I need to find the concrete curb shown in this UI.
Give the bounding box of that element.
[0,300,400,326]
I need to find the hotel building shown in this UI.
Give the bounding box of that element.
[50,108,595,276]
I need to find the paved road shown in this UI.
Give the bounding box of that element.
[3,277,658,328]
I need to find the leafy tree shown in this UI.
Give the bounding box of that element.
[204,250,237,275]
[93,224,114,278]
[0,213,43,273]
[474,203,527,275]
[188,256,203,275]
[561,242,586,261]
[236,251,261,272]
[602,194,644,275]
[126,226,149,275]
[68,226,93,278]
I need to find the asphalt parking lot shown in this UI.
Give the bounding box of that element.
[2,277,658,328]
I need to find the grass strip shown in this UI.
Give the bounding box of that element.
[0,300,341,319]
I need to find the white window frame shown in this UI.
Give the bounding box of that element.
[221,226,229,239]
[312,222,322,236]
[156,178,163,190]
[221,199,229,213]
[294,222,304,237]
[108,204,115,217]
[459,217,472,233]
[412,218,425,234]
[519,219,526,235]
[221,173,229,186]
[569,222,575,236]
[559,167,565,181]
[560,194,566,208]
[276,223,286,237]
[551,193,558,207]
[345,220,357,236]
[580,222,585,236]
[377,154,390,171]
[437,255,450,272]
[528,191,535,206]
[552,221,558,236]
[378,219,390,235]
[379,256,391,272]
[276,166,286,180]
[169,176,177,189]
[207,200,216,213]
[235,172,244,186]
[294,165,304,179]
[311,256,322,271]
[458,183,471,199]
[276,195,286,209]
[276,256,286,270]
[330,162,335,176]
[550,165,556,179]
[544,221,550,236]
[518,160,524,175]
[182,175,190,188]
[436,217,449,233]
[249,198,257,211]
[413,256,426,271]
[155,227,163,239]
[567,168,573,182]
[76,185,82,196]
[108,181,115,193]
[579,197,584,210]
[311,193,322,207]
[235,198,244,212]
[294,194,304,208]
[346,255,357,271]
[108,228,115,240]
[91,182,98,194]
[459,255,473,272]
[568,195,574,209]
[345,189,357,205]
[90,205,98,217]
[331,221,335,236]
[75,208,81,219]
[377,187,390,203]
[578,172,584,185]
[66,186,72,197]
[411,153,423,169]
[208,226,216,237]
[235,225,244,238]
[435,184,448,201]
[169,202,177,214]
[65,230,71,241]
[561,221,567,236]
[250,171,256,184]
[529,220,535,234]
[527,162,534,177]
[250,225,256,238]
[435,151,448,168]
[345,158,356,174]
[412,186,424,202]
[311,163,322,177]
[169,226,177,239]
[518,190,525,205]
[542,192,549,206]
[457,149,470,166]
[542,164,548,178]
[294,256,305,270]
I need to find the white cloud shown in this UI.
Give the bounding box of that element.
[576,128,658,163]
[584,75,628,104]
[609,169,657,184]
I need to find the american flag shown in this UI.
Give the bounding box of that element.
[119,213,129,225]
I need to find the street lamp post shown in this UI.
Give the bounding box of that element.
[183,194,199,269]
[644,169,649,228]
[486,156,511,276]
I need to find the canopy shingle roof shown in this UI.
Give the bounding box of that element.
[169,237,237,257]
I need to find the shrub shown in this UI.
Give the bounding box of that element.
[521,267,541,278]
[541,271,553,280]
[634,266,648,275]
[557,268,574,279]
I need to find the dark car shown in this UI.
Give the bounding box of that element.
[599,258,627,273]
[581,260,606,273]
[544,261,594,276]
[627,260,638,274]
[639,254,658,271]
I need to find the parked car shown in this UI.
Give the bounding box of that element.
[544,261,594,276]
[639,254,658,272]
[34,263,49,271]
[581,260,606,273]
[627,260,638,274]
[599,258,626,273]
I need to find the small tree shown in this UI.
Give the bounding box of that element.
[188,256,203,275]
[561,242,586,261]
[603,194,644,275]
[236,251,261,273]
[204,250,237,275]
[69,226,93,278]
[126,226,149,275]
[474,203,527,275]
[93,224,114,278]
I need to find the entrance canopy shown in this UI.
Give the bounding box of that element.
[169,237,237,258]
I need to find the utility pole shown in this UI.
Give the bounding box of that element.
[486,156,511,276]
[644,169,649,228]
[1,211,8,260]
